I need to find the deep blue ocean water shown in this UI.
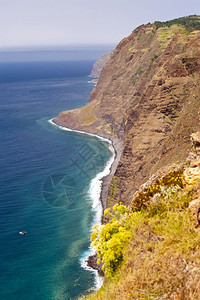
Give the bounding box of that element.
[0,58,112,299]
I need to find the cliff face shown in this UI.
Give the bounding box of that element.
[55,20,200,206]
[90,51,113,78]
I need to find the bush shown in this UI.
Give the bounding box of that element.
[91,204,132,277]
[154,15,200,32]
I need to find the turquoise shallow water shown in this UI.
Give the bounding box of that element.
[0,59,112,299]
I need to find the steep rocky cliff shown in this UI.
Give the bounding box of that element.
[90,51,113,78]
[55,16,200,208]
[53,16,200,299]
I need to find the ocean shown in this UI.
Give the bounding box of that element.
[0,50,113,299]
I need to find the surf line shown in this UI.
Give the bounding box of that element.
[49,118,115,289]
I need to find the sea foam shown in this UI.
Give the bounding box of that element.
[49,119,115,290]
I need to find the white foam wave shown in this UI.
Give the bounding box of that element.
[79,248,104,290]
[49,118,113,144]
[88,80,97,86]
[49,118,115,290]
[84,143,115,289]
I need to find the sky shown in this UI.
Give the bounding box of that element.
[0,0,200,49]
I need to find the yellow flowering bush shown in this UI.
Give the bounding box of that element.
[91,204,132,277]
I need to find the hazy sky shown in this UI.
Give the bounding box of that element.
[0,0,199,49]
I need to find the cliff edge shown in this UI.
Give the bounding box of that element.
[90,50,113,78]
[53,16,200,299]
[54,16,200,208]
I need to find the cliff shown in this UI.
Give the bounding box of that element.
[90,51,113,78]
[53,16,200,299]
[54,16,200,208]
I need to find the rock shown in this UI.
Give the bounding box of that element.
[86,254,104,276]
[191,132,200,154]
[90,51,113,78]
[189,195,200,227]
[183,159,200,185]
[56,22,200,205]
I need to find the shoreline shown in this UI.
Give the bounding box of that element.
[49,118,123,211]
[49,118,123,286]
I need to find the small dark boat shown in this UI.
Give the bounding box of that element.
[19,231,26,235]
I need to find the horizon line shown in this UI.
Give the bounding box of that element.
[0,43,117,52]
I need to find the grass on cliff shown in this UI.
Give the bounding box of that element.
[154,15,200,32]
[156,24,188,52]
[81,170,200,300]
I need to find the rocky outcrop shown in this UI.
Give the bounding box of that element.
[86,254,104,276]
[90,51,113,78]
[191,132,200,155]
[55,18,200,208]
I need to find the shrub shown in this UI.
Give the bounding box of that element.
[154,15,200,32]
[91,204,132,277]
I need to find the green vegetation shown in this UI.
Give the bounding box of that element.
[132,78,137,86]
[132,67,143,86]
[91,204,132,278]
[108,176,118,206]
[132,168,184,211]
[133,16,200,35]
[83,168,200,299]
[136,66,143,75]
[154,15,200,32]
[156,24,188,51]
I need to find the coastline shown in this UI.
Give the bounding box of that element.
[49,118,123,286]
[49,118,123,211]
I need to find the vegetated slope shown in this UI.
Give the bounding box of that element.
[55,15,200,208]
[83,140,200,299]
